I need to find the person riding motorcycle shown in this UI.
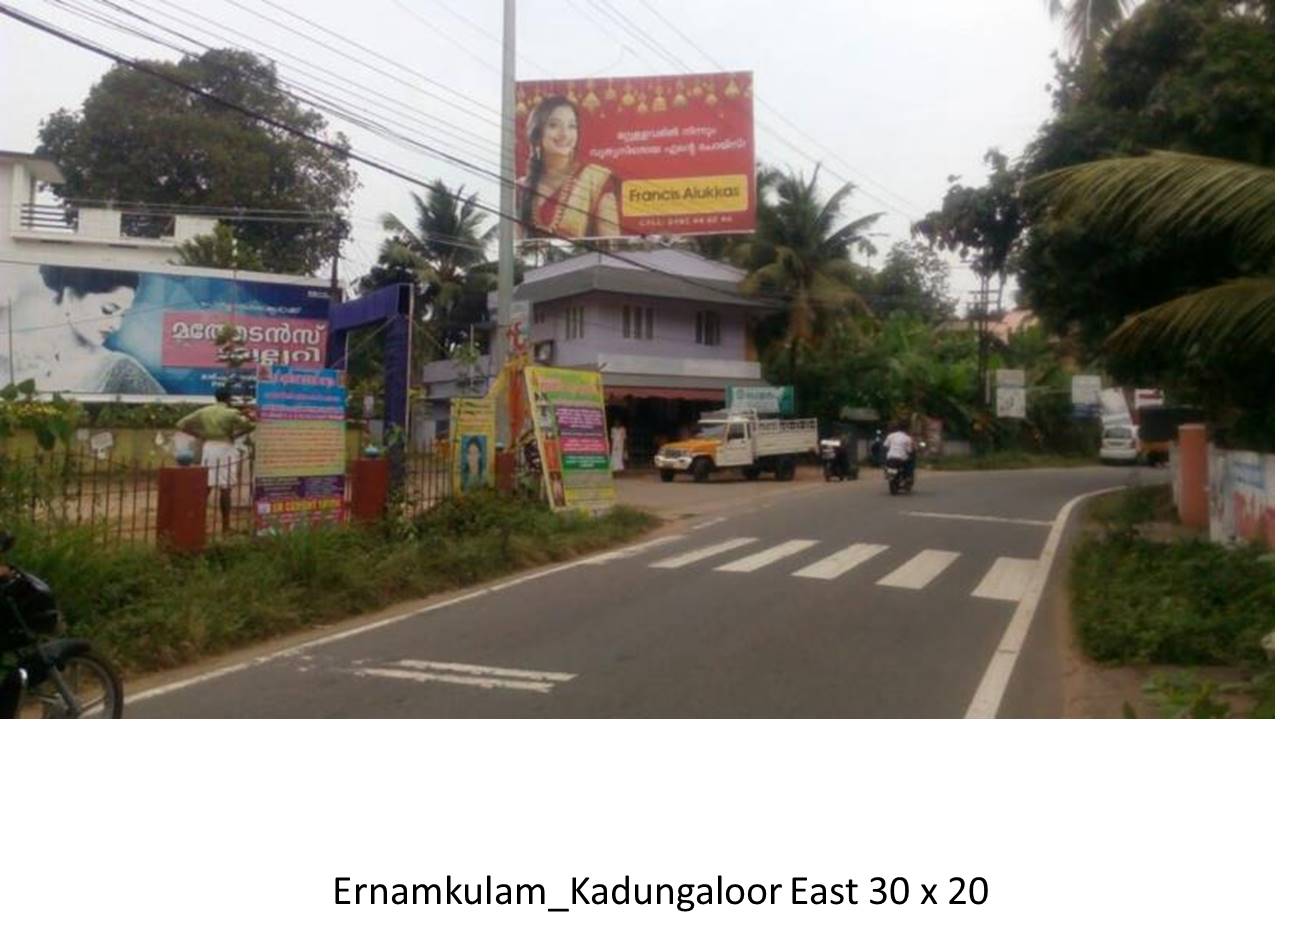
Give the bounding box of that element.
[882,423,917,484]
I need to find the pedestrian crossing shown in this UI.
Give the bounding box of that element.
[631,536,1039,602]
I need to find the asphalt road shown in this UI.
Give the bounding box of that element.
[129,464,1164,718]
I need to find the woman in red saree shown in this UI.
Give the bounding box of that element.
[518,96,621,239]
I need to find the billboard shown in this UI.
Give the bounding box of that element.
[514,71,755,240]
[253,366,346,531]
[0,262,331,398]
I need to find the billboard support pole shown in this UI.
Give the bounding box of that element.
[497,0,516,392]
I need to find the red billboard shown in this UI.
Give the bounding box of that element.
[514,71,755,240]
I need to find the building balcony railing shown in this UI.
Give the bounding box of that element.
[18,203,79,233]
[14,203,205,246]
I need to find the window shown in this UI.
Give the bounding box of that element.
[565,305,584,340]
[696,310,721,346]
[534,308,546,325]
[622,304,654,340]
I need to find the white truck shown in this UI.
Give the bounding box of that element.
[653,409,819,482]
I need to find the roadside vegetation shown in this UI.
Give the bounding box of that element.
[4,491,656,676]
[1070,486,1274,717]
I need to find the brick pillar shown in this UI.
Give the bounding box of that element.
[350,457,389,522]
[156,466,208,553]
[1177,423,1209,529]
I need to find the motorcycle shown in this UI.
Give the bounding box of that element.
[819,437,859,481]
[0,532,124,719]
[883,441,925,495]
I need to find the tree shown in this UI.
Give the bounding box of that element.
[37,48,357,275]
[741,166,881,348]
[1045,0,1133,61]
[857,241,955,323]
[174,222,265,272]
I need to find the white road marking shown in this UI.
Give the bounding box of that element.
[971,557,1038,602]
[793,543,888,580]
[351,668,560,694]
[578,535,685,565]
[390,659,576,682]
[876,550,961,589]
[905,511,1053,527]
[965,486,1126,719]
[691,517,728,531]
[716,539,818,573]
[650,537,758,569]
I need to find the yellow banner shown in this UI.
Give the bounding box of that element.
[621,175,749,218]
[450,397,496,496]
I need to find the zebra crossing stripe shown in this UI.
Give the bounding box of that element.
[715,539,818,573]
[876,550,961,590]
[971,557,1037,602]
[793,543,888,580]
[579,535,685,565]
[650,537,759,569]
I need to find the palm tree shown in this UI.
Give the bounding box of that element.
[1028,151,1273,360]
[1045,0,1133,61]
[740,166,881,350]
[380,180,497,317]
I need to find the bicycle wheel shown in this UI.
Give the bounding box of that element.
[17,650,124,719]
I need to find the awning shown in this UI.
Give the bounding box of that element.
[604,386,726,401]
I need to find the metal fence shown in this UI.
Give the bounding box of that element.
[1,442,455,548]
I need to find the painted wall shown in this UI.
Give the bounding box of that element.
[1208,445,1274,549]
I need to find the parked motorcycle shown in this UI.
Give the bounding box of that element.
[819,437,859,481]
[0,532,123,719]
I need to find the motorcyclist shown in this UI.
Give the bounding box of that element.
[882,422,917,483]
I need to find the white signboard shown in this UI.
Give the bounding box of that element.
[1071,374,1101,405]
[996,387,1026,419]
[995,369,1026,389]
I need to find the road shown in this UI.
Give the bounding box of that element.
[129,464,1163,718]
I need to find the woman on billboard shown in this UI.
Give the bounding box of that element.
[518,96,621,239]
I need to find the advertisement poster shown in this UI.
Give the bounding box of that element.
[514,71,755,240]
[523,366,615,513]
[253,366,346,531]
[450,397,496,495]
[0,262,330,398]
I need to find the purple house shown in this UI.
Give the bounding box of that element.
[423,248,775,464]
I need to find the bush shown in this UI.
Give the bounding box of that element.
[3,495,657,675]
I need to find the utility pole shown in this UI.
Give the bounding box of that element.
[968,279,994,405]
[497,0,516,367]
[329,215,343,301]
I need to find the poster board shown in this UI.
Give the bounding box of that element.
[253,365,346,531]
[523,366,615,513]
[450,397,496,495]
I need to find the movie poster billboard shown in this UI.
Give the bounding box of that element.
[514,71,755,240]
[523,366,615,513]
[253,366,346,531]
[450,397,496,495]
[0,262,331,398]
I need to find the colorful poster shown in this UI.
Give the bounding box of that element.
[253,366,346,531]
[451,397,496,495]
[0,262,330,398]
[514,71,755,240]
[523,366,615,513]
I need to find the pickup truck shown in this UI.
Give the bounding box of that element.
[654,410,819,482]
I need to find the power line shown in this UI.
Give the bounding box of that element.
[0,3,792,313]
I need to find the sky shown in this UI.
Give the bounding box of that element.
[0,0,1066,311]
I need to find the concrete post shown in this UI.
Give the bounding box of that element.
[156,466,208,553]
[1177,423,1209,529]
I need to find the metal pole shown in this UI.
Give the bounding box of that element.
[497,0,516,363]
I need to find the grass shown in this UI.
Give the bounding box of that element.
[925,450,1098,471]
[1070,485,1274,717]
[4,490,657,676]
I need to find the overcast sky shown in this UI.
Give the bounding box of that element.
[1,0,1065,309]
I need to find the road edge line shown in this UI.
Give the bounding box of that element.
[964,486,1125,719]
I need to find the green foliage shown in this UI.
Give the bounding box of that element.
[856,241,956,323]
[1070,534,1273,666]
[1142,671,1232,719]
[175,221,267,272]
[0,381,81,450]
[37,48,358,275]
[3,494,656,675]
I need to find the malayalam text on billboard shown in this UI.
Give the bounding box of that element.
[514,71,755,240]
[0,262,331,397]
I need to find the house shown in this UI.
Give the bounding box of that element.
[939,307,1039,342]
[421,248,777,464]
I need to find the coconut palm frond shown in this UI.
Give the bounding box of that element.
[1046,0,1133,58]
[1029,152,1274,263]
[379,212,420,243]
[1105,277,1274,358]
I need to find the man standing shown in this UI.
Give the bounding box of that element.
[177,387,256,533]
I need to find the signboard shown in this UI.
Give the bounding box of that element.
[1134,388,1165,410]
[514,71,755,240]
[1071,374,1102,419]
[253,366,345,531]
[0,262,330,398]
[1099,388,1132,427]
[995,369,1026,389]
[450,397,496,495]
[996,387,1027,419]
[523,366,615,512]
[726,385,794,415]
